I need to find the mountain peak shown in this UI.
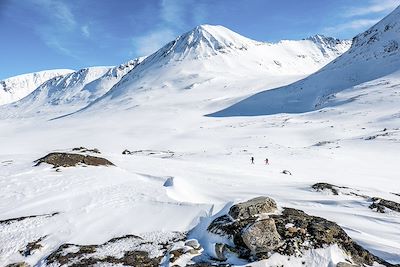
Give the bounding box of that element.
[151,24,258,61]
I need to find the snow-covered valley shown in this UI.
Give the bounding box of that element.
[1,7,400,267]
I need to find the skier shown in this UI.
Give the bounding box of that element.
[251,156,254,164]
[265,158,269,165]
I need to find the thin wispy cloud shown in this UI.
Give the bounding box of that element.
[81,25,90,38]
[322,0,399,37]
[133,28,176,56]
[344,0,400,17]
[131,0,207,57]
[323,18,380,36]
[29,0,78,57]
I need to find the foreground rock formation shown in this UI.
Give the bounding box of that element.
[205,196,396,266]
[34,152,114,168]
[4,197,397,266]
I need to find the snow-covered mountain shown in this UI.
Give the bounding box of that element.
[2,59,143,117]
[79,25,350,115]
[0,25,349,119]
[0,69,74,106]
[3,16,400,267]
[211,6,400,116]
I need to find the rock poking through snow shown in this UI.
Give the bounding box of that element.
[34,152,114,168]
[205,197,396,266]
[241,218,281,254]
[45,232,187,266]
[369,197,400,213]
[228,196,277,220]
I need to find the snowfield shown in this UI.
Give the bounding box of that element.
[1,9,400,267]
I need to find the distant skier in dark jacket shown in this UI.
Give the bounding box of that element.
[251,156,254,164]
[265,158,269,165]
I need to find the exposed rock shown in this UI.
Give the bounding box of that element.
[241,218,281,254]
[0,212,58,225]
[5,263,29,267]
[336,262,359,267]
[311,182,343,195]
[206,197,395,266]
[122,149,176,158]
[281,170,292,175]
[369,197,400,213]
[19,236,46,256]
[45,232,186,266]
[214,243,227,261]
[34,152,114,168]
[122,149,133,155]
[228,196,277,220]
[72,147,100,153]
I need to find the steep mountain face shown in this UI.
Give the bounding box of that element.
[306,34,352,58]
[83,25,350,114]
[0,69,74,106]
[0,25,350,119]
[211,6,400,116]
[149,24,259,61]
[2,59,143,118]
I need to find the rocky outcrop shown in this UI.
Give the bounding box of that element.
[311,182,346,195]
[228,196,277,220]
[311,182,368,198]
[241,218,281,254]
[5,263,29,267]
[0,212,58,225]
[34,152,114,168]
[72,147,100,154]
[206,197,396,266]
[45,232,186,267]
[122,149,175,158]
[19,236,46,257]
[312,183,400,214]
[369,197,400,213]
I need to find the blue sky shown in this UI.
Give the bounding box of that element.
[0,0,399,79]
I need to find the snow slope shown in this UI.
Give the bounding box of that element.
[1,59,143,118]
[84,25,350,115]
[210,7,400,116]
[1,21,400,267]
[0,69,74,106]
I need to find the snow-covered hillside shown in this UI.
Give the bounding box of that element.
[80,25,350,115]
[0,69,74,106]
[211,7,400,116]
[1,59,143,118]
[1,14,400,267]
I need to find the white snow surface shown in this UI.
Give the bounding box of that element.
[1,59,143,118]
[0,19,400,267]
[0,69,74,106]
[212,6,400,116]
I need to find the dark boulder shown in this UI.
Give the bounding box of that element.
[34,152,114,168]
[369,197,400,213]
[206,197,395,266]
